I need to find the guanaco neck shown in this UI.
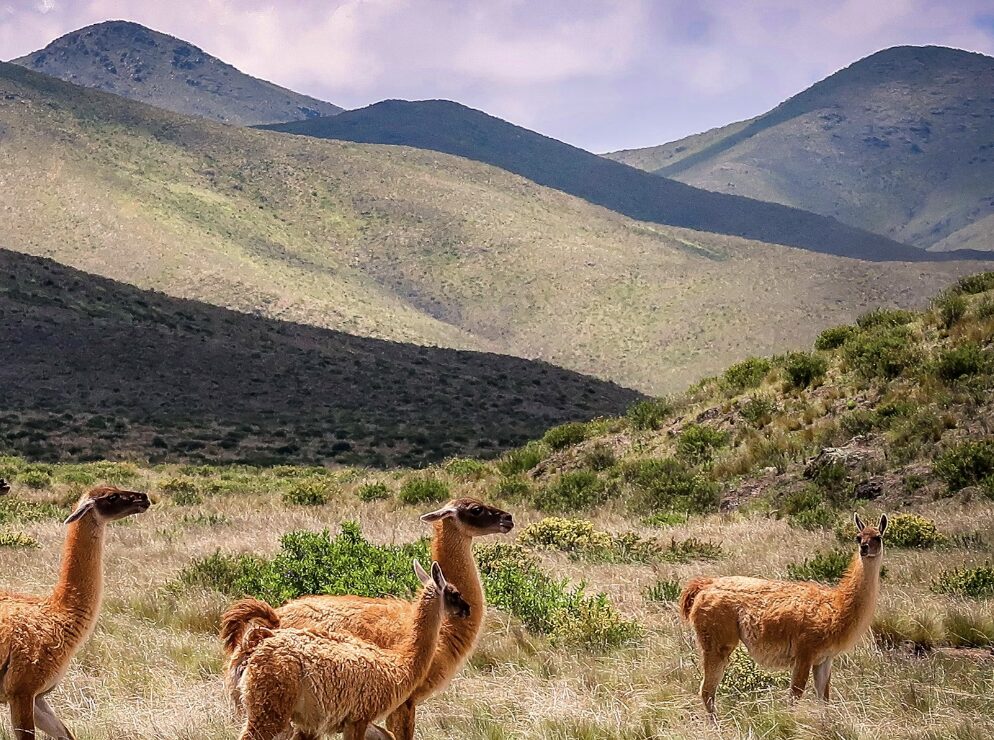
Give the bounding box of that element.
[50,514,106,628]
[832,549,883,638]
[432,521,485,655]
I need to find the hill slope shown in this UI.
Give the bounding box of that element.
[11,20,342,125]
[0,248,637,466]
[0,61,989,395]
[260,98,983,262]
[604,46,994,253]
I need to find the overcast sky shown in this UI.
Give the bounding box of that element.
[2,0,993,152]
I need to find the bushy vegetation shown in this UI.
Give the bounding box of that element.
[815,324,857,351]
[625,397,673,431]
[935,439,994,492]
[444,458,490,481]
[622,458,719,514]
[787,549,852,584]
[721,649,790,695]
[722,357,771,393]
[932,563,994,599]
[281,479,331,507]
[780,488,836,530]
[543,422,589,451]
[934,343,992,382]
[533,471,608,512]
[844,325,919,379]
[0,531,39,548]
[356,481,392,502]
[781,351,827,389]
[950,272,994,296]
[497,441,548,476]
[740,395,777,427]
[518,517,660,563]
[857,307,915,329]
[676,424,729,466]
[398,474,450,505]
[0,496,64,525]
[582,444,616,471]
[884,513,944,549]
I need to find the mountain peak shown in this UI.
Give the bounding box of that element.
[12,20,342,125]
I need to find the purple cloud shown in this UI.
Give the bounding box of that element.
[1,0,992,152]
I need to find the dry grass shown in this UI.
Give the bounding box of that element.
[2,468,993,740]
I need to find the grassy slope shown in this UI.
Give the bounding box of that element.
[603,46,994,253]
[11,20,342,125]
[261,99,961,262]
[3,63,987,394]
[2,275,993,738]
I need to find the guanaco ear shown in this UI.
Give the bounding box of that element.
[878,514,888,536]
[413,559,431,586]
[420,505,457,523]
[64,499,95,525]
[431,561,447,589]
[853,512,866,532]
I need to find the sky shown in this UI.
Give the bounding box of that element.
[1,0,993,152]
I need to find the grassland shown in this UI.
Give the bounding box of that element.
[2,274,994,739]
[2,62,990,394]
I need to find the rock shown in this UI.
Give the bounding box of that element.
[804,435,878,479]
[853,477,883,499]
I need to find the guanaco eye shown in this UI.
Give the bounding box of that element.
[471,506,483,515]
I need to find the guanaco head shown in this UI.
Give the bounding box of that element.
[853,513,888,559]
[420,497,514,536]
[65,485,151,525]
[413,559,471,619]
[0,478,9,496]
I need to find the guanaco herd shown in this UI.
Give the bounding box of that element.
[0,484,890,739]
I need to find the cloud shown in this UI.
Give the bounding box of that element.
[1,0,993,151]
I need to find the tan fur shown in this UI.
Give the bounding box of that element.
[224,498,512,740]
[0,486,149,739]
[681,514,887,714]
[232,562,465,740]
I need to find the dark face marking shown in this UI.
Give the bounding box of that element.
[442,582,472,619]
[452,497,514,535]
[90,486,151,520]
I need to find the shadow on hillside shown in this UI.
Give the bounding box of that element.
[0,248,639,467]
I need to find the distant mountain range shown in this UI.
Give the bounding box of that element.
[260,99,968,262]
[0,247,636,466]
[3,61,983,396]
[605,46,994,253]
[11,20,341,125]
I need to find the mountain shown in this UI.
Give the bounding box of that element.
[0,247,637,466]
[0,61,988,396]
[604,46,994,253]
[11,20,341,125]
[259,98,986,262]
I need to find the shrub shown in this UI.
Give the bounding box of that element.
[625,397,673,431]
[398,475,450,505]
[623,458,719,514]
[740,395,776,427]
[815,325,857,351]
[887,409,945,464]
[787,549,851,584]
[676,424,729,466]
[356,481,391,502]
[935,440,994,492]
[583,444,616,471]
[534,471,608,512]
[780,488,834,530]
[493,475,532,501]
[519,518,660,563]
[978,297,994,320]
[543,423,589,451]
[444,458,489,480]
[660,537,723,562]
[0,531,39,549]
[951,272,994,296]
[884,513,944,548]
[0,497,63,525]
[781,351,828,389]
[496,441,548,476]
[722,357,771,393]
[281,480,331,506]
[161,477,203,506]
[933,563,994,598]
[19,469,52,490]
[644,578,682,602]
[857,307,915,329]
[933,292,968,329]
[722,649,790,695]
[844,326,920,380]
[934,343,992,382]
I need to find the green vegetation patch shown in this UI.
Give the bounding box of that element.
[815,325,857,351]
[533,471,609,512]
[622,458,719,514]
[676,424,729,466]
[0,497,65,525]
[281,479,332,506]
[518,517,659,563]
[883,513,944,549]
[844,325,920,380]
[643,578,682,602]
[934,343,993,383]
[398,474,450,505]
[356,481,392,502]
[935,439,994,492]
[722,357,771,394]
[0,531,40,548]
[787,548,852,584]
[781,351,828,389]
[542,422,589,451]
[625,397,673,431]
[932,563,994,599]
[496,441,549,476]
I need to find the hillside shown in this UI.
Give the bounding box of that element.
[1,273,993,739]
[11,20,342,125]
[1,62,989,395]
[258,99,974,262]
[603,46,994,253]
[0,247,637,466]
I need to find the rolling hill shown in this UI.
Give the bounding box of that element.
[11,20,342,125]
[0,61,989,395]
[0,247,637,466]
[259,98,987,262]
[604,46,994,253]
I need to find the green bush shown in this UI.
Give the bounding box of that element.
[722,357,771,393]
[978,297,994,320]
[934,343,992,382]
[161,477,203,506]
[444,458,489,480]
[583,444,616,471]
[844,326,920,380]
[623,458,719,514]
[787,549,852,584]
[281,480,331,506]
[722,649,790,695]
[887,409,945,464]
[356,482,391,502]
[625,397,673,431]
[935,440,994,492]
[644,578,682,602]
[740,395,777,427]
[933,563,994,598]
[660,537,723,562]
[496,441,549,476]
[493,475,532,501]
[857,307,915,329]
[677,424,729,466]
[0,531,39,549]
[933,292,968,329]
[781,351,828,389]
[951,272,994,296]
[0,497,64,525]
[518,517,660,563]
[398,475,450,505]
[19,470,52,490]
[543,423,589,451]
[534,471,608,512]
[780,488,834,530]
[884,513,944,548]
[815,325,857,351]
